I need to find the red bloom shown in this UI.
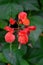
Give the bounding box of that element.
[5,32,15,43]
[4,26,14,33]
[4,12,36,45]
[18,30,28,44]
[18,34,28,44]
[9,18,16,25]
[18,12,27,21]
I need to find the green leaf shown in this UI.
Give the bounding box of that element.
[3,42,27,65]
[30,16,43,26]
[0,63,5,65]
[12,41,27,57]
[0,0,39,19]
[40,0,43,6]
[0,53,7,63]
[28,0,38,5]
[0,30,6,42]
[33,39,41,48]
[0,20,7,29]
[0,0,9,4]
[36,59,43,65]
[16,0,39,10]
[28,48,43,64]
[3,44,17,65]
[28,0,39,8]
[20,2,39,11]
[29,16,43,44]
[29,26,42,43]
[39,36,43,48]
[0,3,23,19]
[11,3,23,18]
[20,59,29,65]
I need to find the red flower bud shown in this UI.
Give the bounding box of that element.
[18,12,27,21]
[9,18,16,25]
[5,32,15,43]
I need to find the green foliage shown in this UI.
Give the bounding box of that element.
[0,0,43,65]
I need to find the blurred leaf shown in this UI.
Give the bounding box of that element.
[29,16,43,46]
[38,12,43,17]
[0,63,5,65]
[20,59,29,65]
[0,0,9,4]
[11,3,23,18]
[0,53,7,63]
[29,16,43,26]
[0,4,11,19]
[3,42,27,65]
[28,0,38,6]
[36,59,43,65]
[0,20,7,29]
[3,44,17,65]
[20,2,39,11]
[40,0,43,6]
[0,0,39,19]
[0,3,23,19]
[0,0,39,7]
[28,48,43,64]
[12,41,27,57]
[0,30,6,42]
[28,0,39,9]
[29,26,42,44]
[16,0,39,10]
[39,36,43,48]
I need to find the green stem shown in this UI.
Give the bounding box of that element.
[10,43,12,54]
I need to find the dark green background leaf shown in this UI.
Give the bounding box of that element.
[0,3,23,19]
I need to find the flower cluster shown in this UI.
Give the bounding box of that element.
[4,12,36,45]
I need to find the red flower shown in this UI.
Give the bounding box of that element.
[18,12,27,21]
[4,26,14,33]
[18,30,28,44]
[4,12,36,46]
[18,34,28,44]
[9,18,16,25]
[5,32,15,43]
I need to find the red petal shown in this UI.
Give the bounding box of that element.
[28,26,36,30]
[9,18,16,25]
[4,26,14,33]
